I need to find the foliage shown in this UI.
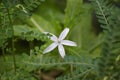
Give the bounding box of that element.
[91,0,120,79]
[0,0,120,80]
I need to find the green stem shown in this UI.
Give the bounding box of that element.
[12,38,16,72]
[2,48,6,61]
[30,17,44,32]
[40,54,43,63]
[70,64,73,77]
[17,5,45,33]
[5,4,16,73]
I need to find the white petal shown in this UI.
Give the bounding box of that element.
[59,28,69,40]
[50,34,58,42]
[43,32,58,41]
[43,43,58,54]
[61,40,77,46]
[58,44,65,58]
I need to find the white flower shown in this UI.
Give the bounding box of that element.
[43,28,77,58]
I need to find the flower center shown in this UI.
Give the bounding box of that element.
[57,39,61,44]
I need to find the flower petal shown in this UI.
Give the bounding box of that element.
[43,32,58,42]
[58,44,65,58]
[59,28,69,40]
[61,40,77,46]
[43,42,58,54]
[50,34,58,42]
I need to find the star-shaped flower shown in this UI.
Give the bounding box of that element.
[43,28,77,58]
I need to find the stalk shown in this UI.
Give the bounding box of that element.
[5,5,16,73]
[11,38,16,72]
[2,48,6,61]
[70,64,74,77]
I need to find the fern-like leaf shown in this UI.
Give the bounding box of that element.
[0,3,13,48]
[91,0,120,79]
[22,0,45,11]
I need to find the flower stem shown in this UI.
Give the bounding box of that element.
[30,17,44,33]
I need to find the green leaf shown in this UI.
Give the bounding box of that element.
[64,0,83,28]
[27,14,57,34]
